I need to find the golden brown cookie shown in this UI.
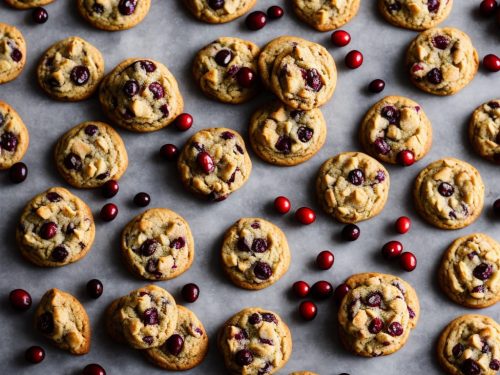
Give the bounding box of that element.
[0,23,26,84]
[0,101,29,170]
[77,0,151,31]
[468,99,500,164]
[291,0,361,31]
[5,0,54,9]
[184,0,257,23]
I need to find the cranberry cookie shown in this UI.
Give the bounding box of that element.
[468,99,500,164]
[218,307,292,375]
[413,158,484,230]
[359,96,432,165]
[192,37,260,104]
[77,0,151,31]
[34,288,91,355]
[16,187,95,267]
[406,27,478,96]
[184,0,257,23]
[0,23,26,84]
[0,101,29,170]
[249,101,326,166]
[5,0,54,9]
[437,314,499,375]
[439,233,499,309]
[291,0,361,31]
[221,218,290,290]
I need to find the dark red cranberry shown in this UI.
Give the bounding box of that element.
[197,151,215,173]
[9,162,27,183]
[331,30,351,47]
[100,203,118,221]
[295,207,316,225]
[364,292,382,307]
[221,131,235,140]
[438,182,454,197]
[432,35,450,49]
[341,224,360,241]
[140,60,156,72]
[181,283,199,303]
[254,261,272,280]
[248,313,261,325]
[92,3,104,13]
[235,349,253,366]
[39,222,57,239]
[37,312,54,334]
[494,199,500,217]
[140,239,158,256]
[387,322,404,336]
[215,49,233,67]
[490,360,500,371]
[123,79,139,97]
[452,343,464,358]
[166,334,184,356]
[32,7,48,23]
[480,0,498,16]
[400,252,417,272]
[382,241,403,259]
[236,67,256,88]
[267,5,284,19]
[348,169,364,185]
[11,48,22,62]
[387,1,402,11]
[1,131,18,151]
[345,50,363,69]
[148,82,164,99]
[293,281,310,298]
[427,68,443,84]
[64,153,82,171]
[275,135,291,153]
[461,359,481,375]
[252,238,268,253]
[304,68,323,91]
[118,0,137,15]
[25,346,45,364]
[368,317,384,334]
[311,280,333,299]
[483,54,500,72]
[334,283,350,304]
[471,285,485,294]
[82,363,106,375]
[246,11,267,30]
[170,237,185,249]
[473,263,493,280]
[174,113,193,131]
[297,126,314,142]
[70,66,90,85]
[427,0,440,12]
[143,307,159,325]
[86,279,103,299]
[46,192,61,202]
[299,301,317,321]
[316,250,334,270]
[381,106,400,124]
[395,216,411,234]
[208,0,224,9]
[160,144,179,161]
[261,313,277,323]
[84,124,98,136]
[9,289,32,310]
[101,180,119,198]
[369,79,385,93]
[274,196,291,214]
[133,192,151,207]
[373,138,390,155]
[51,246,68,262]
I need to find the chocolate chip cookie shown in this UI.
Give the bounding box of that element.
[5,0,54,9]
[218,307,292,375]
[468,99,500,164]
[0,101,29,170]
[16,187,95,267]
[413,158,484,230]
[34,288,91,355]
[184,0,257,23]
[77,0,151,31]
[292,0,361,31]
[0,23,26,84]
[221,218,290,290]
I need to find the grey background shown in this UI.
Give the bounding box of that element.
[0,1,499,374]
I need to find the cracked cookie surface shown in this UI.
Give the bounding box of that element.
[468,99,500,164]
[5,0,54,8]
[292,0,361,31]
[77,0,151,31]
[0,23,26,84]
[184,0,256,23]
[378,0,453,30]
[0,101,29,169]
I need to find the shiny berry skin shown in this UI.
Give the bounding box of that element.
[381,241,403,259]
[174,113,193,131]
[400,251,417,272]
[292,281,310,298]
[295,207,316,225]
[40,222,57,239]
[197,151,215,173]
[395,216,411,234]
[181,283,199,303]
[341,224,360,241]
[274,196,291,214]
[267,5,284,19]
[86,279,103,299]
[235,349,254,366]
[166,334,184,356]
[9,162,28,183]
[299,301,317,321]
[334,283,350,304]
[311,280,333,300]
[397,150,415,166]
[246,11,267,30]
[32,7,48,24]
[9,289,32,310]
[236,67,256,88]
[316,250,334,270]
[483,54,500,72]
[345,50,363,69]
[493,199,500,217]
[100,203,118,222]
[25,346,45,364]
[133,192,151,207]
[160,144,179,161]
[82,363,106,375]
[331,30,351,47]
[479,0,498,16]
[101,180,119,198]
[369,79,385,93]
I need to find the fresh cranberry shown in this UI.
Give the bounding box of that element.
[303,68,323,91]
[345,50,363,69]
[364,292,382,307]
[82,364,106,375]
[334,283,350,304]
[275,135,291,153]
[274,196,291,214]
[387,322,404,336]
[208,0,224,9]
[369,79,385,93]
[397,150,415,166]
[197,151,215,173]
[395,216,411,234]
[347,169,364,185]
[331,30,351,47]
[483,54,500,72]
[32,7,48,23]
[166,334,184,356]
[148,82,164,99]
[9,162,28,183]
[118,0,137,15]
[40,222,57,239]
[100,203,118,221]
[479,0,498,16]
[341,224,360,241]
[86,279,103,299]
[400,252,417,271]
[235,349,253,366]
[215,49,232,67]
[267,5,284,19]
[70,66,90,85]
[133,192,151,207]
[181,283,199,303]
[101,180,119,198]
[427,0,440,12]
[236,67,256,88]
[295,207,316,225]
[292,281,310,298]
[160,144,179,161]
[438,182,454,197]
[297,126,314,142]
[427,68,443,84]
[123,79,139,97]
[382,241,403,259]
[311,280,333,299]
[174,113,193,131]
[254,261,272,280]
[25,346,45,364]
[299,301,317,320]
[493,199,500,217]
[368,317,384,334]
[9,289,32,310]
[246,11,267,30]
[316,250,334,270]
[473,263,493,280]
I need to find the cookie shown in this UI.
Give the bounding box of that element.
[316,152,390,223]
[338,273,420,357]
[0,23,26,84]
[99,58,183,132]
[16,187,95,267]
[54,121,128,188]
[359,96,432,165]
[77,0,151,31]
[5,0,54,9]
[184,0,257,24]
[439,233,500,309]
[106,285,178,349]
[178,127,252,201]
[121,208,194,281]
[378,0,453,31]
[406,27,478,96]
[413,158,484,230]
[144,305,208,371]
[192,37,260,104]
[437,314,500,375]
[218,307,292,375]
[0,101,29,170]
[248,101,327,166]
[34,288,91,355]
[37,36,105,102]
[468,99,500,164]
[291,0,361,31]
[221,218,290,290]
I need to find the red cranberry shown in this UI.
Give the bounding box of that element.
[254,261,272,280]
[395,216,411,234]
[275,135,292,153]
[25,346,45,364]
[246,11,267,30]
[10,48,22,62]
[197,151,215,173]
[297,126,313,142]
[299,301,317,321]
[118,0,137,15]
[9,289,32,310]
[365,292,382,307]
[64,153,82,170]
[490,360,500,371]
[316,250,334,270]
[208,0,224,9]
[82,364,106,375]
[174,113,193,131]
[123,79,139,97]
[432,35,450,50]
[369,79,385,93]
[348,168,364,185]
[101,180,119,198]
[303,68,323,91]
[331,30,351,47]
[493,199,500,216]
[267,5,284,19]
[382,241,403,259]
[387,322,404,336]
[133,192,151,207]
[368,317,384,334]
[438,182,454,197]
[32,7,48,23]
[148,82,165,99]
[181,283,199,303]
[452,343,464,358]
[400,252,417,271]
[71,66,90,86]
[295,207,316,225]
[345,50,363,69]
[427,0,440,12]
[341,224,360,241]
[166,334,184,356]
[236,67,256,88]
[9,162,28,183]
[235,349,254,366]
[311,280,333,299]
[473,263,493,280]
[480,0,498,16]
[292,281,310,298]
[397,150,415,166]
[86,279,103,299]
[461,359,481,375]
[274,196,291,214]
[427,67,443,84]
[40,222,57,239]
[100,203,118,222]
[334,283,350,304]
[215,49,233,67]
[143,307,159,325]
[483,54,500,72]
[160,144,179,161]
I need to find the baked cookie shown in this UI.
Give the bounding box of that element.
[291,0,361,31]
[121,208,194,281]
[178,127,252,201]
[106,285,178,349]
[338,273,420,357]
[16,187,95,267]
[54,121,128,188]
[359,96,432,165]
[378,0,453,31]
[34,288,91,355]
[77,0,151,31]
[184,0,257,23]
[99,58,183,132]
[0,101,29,170]
[218,307,292,375]
[413,158,484,230]
[192,37,260,104]
[5,0,54,9]
[468,99,500,164]
[439,233,500,309]
[437,314,500,375]
[0,23,26,84]
[144,305,208,371]
[406,27,478,96]
[316,152,390,223]
[249,101,327,166]
[221,218,290,290]
[37,37,104,102]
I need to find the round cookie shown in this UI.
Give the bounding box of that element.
[218,307,292,375]
[192,37,260,104]
[144,305,208,371]
[37,37,104,102]
[316,152,390,223]
[249,101,327,166]
[291,0,361,31]
[413,158,484,230]
[437,314,500,375]
[359,96,432,165]
[34,288,91,355]
[439,233,500,309]
[16,187,95,267]
[99,58,183,132]
[184,0,257,24]
[77,0,151,31]
[5,0,54,9]
[121,208,194,281]
[378,0,453,31]
[0,101,29,170]
[54,121,128,188]
[221,218,290,290]
[178,127,252,202]
[406,27,478,96]
[0,23,26,84]
[468,99,500,164]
